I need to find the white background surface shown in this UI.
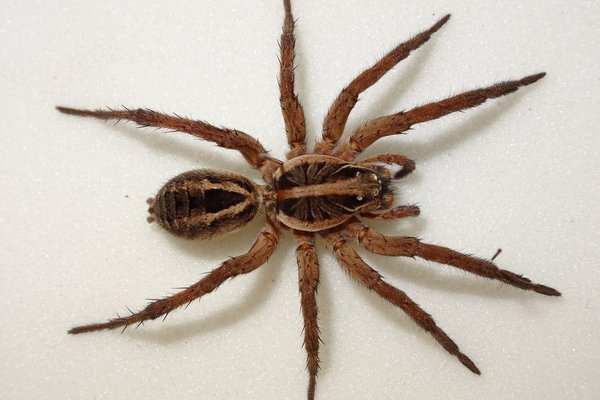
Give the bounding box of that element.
[2,0,599,399]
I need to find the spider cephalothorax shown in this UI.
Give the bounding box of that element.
[58,1,559,399]
[273,154,397,231]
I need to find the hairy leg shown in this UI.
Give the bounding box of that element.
[69,221,283,334]
[335,73,545,160]
[56,106,279,180]
[294,231,320,400]
[321,230,480,374]
[360,153,416,179]
[279,0,307,159]
[343,218,560,296]
[315,15,450,155]
[361,205,420,220]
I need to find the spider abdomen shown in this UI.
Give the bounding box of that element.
[274,155,392,231]
[148,169,260,239]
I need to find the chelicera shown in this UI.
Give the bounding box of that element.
[57,1,560,399]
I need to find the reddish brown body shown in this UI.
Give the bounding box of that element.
[274,155,394,231]
[57,1,559,399]
[148,169,259,239]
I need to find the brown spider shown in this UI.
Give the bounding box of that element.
[57,1,560,399]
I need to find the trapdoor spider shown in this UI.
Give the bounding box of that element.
[58,1,559,399]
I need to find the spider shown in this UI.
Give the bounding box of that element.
[57,1,560,399]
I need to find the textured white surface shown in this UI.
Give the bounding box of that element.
[2,0,599,399]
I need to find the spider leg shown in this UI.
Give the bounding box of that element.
[343,218,560,296]
[360,153,416,179]
[361,205,420,220]
[56,106,280,180]
[294,231,320,400]
[321,230,480,374]
[315,15,450,155]
[68,221,283,334]
[279,0,307,159]
[335,73,546,160]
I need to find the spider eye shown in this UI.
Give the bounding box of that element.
[333,193,371,213]
[333,165,370,179]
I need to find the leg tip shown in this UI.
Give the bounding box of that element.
[68,321,114,334]
[432,14,451,31]
[56,106,87,116]
[459,353,481,375]
[521,72,546,85]
[536,284,561,297]
[56,106,72,113]
[68,326,86,335]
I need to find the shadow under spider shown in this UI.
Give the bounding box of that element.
[99,115,252,174]
[121,234,292,344]
[342,31,438,141]
[368,84,536,163]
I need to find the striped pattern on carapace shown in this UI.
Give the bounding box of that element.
[274,154,394,231]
